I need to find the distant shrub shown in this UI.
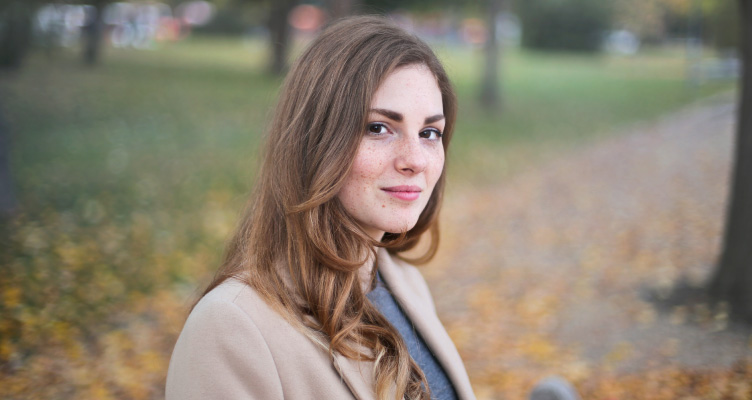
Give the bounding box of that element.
[193,7,251,36]
[517,0,614,52]
[706,0,739,52]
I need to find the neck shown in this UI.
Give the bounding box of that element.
[358,247,378,293]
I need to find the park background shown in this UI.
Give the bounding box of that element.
[1,0,750,398]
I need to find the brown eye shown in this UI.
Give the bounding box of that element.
[367,123,388,135]
[419,128,442,140]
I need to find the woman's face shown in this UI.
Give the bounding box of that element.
[337,64,446,240]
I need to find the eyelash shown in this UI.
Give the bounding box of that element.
[420,128,443,140]
[367,123,390,135]
[366,123,443,141]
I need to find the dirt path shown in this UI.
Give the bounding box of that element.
[422,93,752,398]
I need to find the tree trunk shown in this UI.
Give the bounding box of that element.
[82,2,105,66]
[268,0,297,75]
[0,101,15,216]
[479,0,502,109]
[709,0,752,321]
[0,1,33,70]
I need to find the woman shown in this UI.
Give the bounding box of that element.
[166,16,475,400]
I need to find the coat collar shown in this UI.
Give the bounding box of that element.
[337,248,476,400]
[315,248,475,400]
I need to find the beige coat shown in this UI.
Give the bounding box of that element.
[166,248,476,399]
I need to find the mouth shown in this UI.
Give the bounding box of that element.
[381,185,422,201]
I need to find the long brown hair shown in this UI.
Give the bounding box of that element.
[203,16,457,399]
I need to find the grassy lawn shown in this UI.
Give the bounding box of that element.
[444,46,733,181]
[0,36,736,398]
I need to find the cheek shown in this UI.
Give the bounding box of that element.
[350,144,386,181]
[427,149,445,187]
[339,144,384,203]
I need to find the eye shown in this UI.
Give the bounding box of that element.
[419,128,443,141]
[367,123,389,136]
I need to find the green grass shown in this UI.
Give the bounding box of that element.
[5,41,278,218]
[441,46,733,181]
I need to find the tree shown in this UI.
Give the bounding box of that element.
[0,101,14,216]
[479,0,502,109]
[706,0,740,51]
[709,0,752,322]
[267,0,361,74]
[268,0,298,74]
[0,0,35,69]
[612,0,665,43]
[517,0,613,52]
[82,0,111,66]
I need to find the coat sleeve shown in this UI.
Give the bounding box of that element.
[165,295,285,400]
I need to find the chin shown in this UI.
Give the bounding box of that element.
[379,216,421,235]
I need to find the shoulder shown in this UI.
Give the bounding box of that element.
[167,278,355,400]
[166,279,286,399]
[184,279,286,351]
[192,278,274,326]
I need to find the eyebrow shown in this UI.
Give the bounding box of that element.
[425,114,445,124]
[369,108,445,125]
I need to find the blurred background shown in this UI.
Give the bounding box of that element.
[0,0,748,399]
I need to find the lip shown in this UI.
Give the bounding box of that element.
[381,185,422,201]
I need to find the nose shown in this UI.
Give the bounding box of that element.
[395,136,427,175]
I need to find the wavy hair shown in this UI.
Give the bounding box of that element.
[202,16,457,400]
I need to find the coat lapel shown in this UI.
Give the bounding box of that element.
[331,352,376,400]
[377,248,476,400]
[327,249,476,400]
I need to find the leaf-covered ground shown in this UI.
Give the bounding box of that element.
[423,94,752,399]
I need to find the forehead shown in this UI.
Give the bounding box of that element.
[370,65,443,114]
